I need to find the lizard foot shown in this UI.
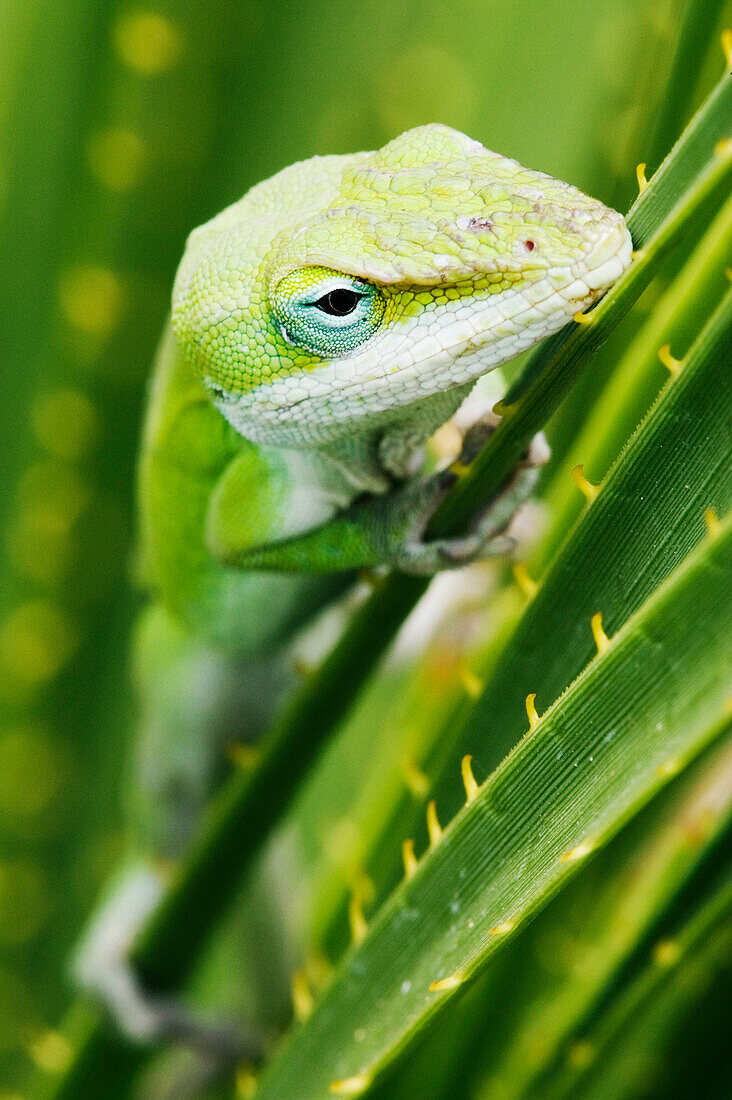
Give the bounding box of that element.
[73,864,265,1065]
[383,430,550,576]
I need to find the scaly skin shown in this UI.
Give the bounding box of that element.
[76,124,631,1058]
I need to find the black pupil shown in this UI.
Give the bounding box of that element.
[317,288,360,316]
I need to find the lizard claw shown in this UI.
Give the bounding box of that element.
[381,429,550,575]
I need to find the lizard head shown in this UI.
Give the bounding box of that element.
[172,124,631,446]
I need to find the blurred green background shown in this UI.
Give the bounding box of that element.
[0,1,727,1095]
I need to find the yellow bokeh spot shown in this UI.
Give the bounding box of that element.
[0,600,78,691]
[235,1065,258,1097]
[87,127,147,191]
[59,265,126,337]
[0,860,51,946]
[457,661,483,700]
[114,12,185,74]
[401,755,430,798]
[0,726,67,819]
[19,462,90,527]
[653,939,681,967]
[7,462,90,584]
[329,1073,372,1096]
[291,968,314,1022]
[31,389,101,461]
[27,1029,73,1074]
[566,1040,594,1069]
[6,516,70,586]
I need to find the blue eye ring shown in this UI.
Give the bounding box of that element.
[272,267,385,358]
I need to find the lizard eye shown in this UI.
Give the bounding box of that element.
[314,288,362,316]
[272,266,385,358]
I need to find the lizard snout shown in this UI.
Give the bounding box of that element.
[580,214,633,292]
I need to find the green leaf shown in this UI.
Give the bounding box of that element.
[254,275,732,1087]
[254,518,732,1100]
[642,0,730,174]
[463,731,732,1100]
[368,729,732,1100]
[540,865,732,1100]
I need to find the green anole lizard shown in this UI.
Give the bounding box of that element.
[74,123,631,1062]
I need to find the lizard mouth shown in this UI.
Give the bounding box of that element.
[573,216,633,294]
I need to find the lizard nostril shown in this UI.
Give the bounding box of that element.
[524,240,536,252]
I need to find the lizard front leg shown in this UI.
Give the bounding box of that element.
[377,430,550,575]
[221,425,549,577]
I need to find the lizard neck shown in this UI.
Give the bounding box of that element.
[312,380,475,491]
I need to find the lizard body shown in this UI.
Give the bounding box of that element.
[76,123,631,1057]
